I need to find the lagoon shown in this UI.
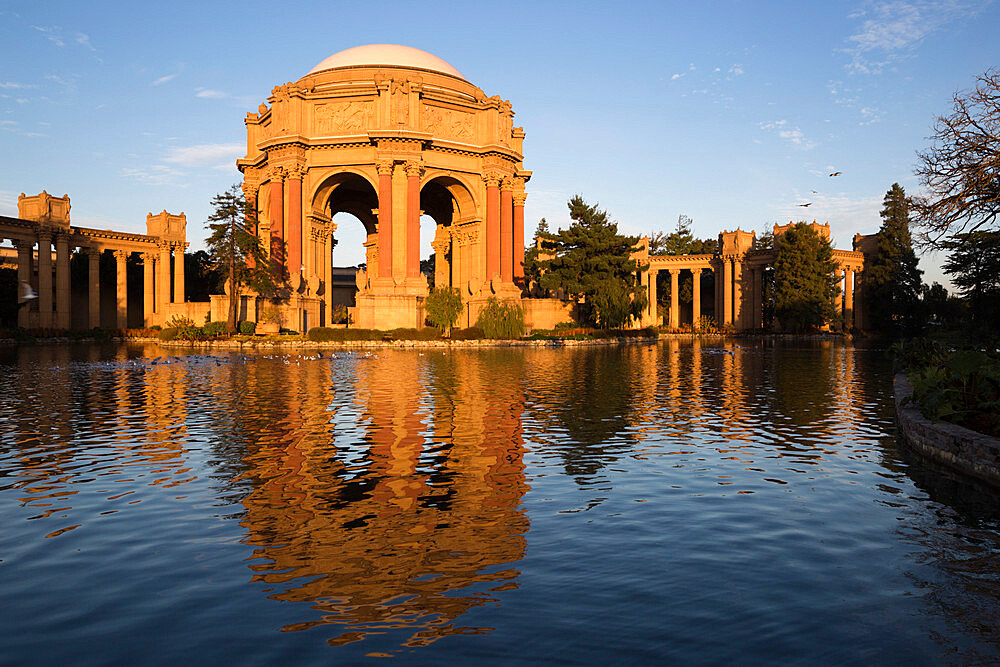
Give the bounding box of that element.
[2,340,999,663]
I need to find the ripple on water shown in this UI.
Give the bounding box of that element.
[1,341,999,662]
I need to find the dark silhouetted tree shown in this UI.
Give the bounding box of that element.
[773,222,839,332]
[865,183,924,334]
[942,230,1000,331]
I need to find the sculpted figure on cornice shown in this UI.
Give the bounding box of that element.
[315,100,373,135]
[391,78,410,126]
[422,104,474,141]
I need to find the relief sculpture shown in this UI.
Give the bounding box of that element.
[422,104,474,141]
[315,100,373,135]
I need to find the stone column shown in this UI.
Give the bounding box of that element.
[845,269,855,331]
[158,243,171,314]
[269,168,286,275]
[692,269,702,328]
[753,267,763,329]
[648,268,658,325]
[669,269,680,329]
[722,258,733,327]
[142,252,155,326]
[287,168,303,280]
[87,248,100,329]
[14,239,33,328]
[37,230,53,328]
[834,269,844,329]
[115,250,128,329]
[513,192,526,281]
[55,233,71,329]
[405,161,421,279]
[500,178,514,283]
[732,259,743,330]
[485,174,501,280]
[376,159,393,282]
[173,244,185,304]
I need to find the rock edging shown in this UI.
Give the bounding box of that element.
[154,336,661,350]
[894,372,1000,486]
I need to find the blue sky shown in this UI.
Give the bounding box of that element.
[2,1,997,288]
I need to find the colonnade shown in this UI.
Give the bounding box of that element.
[644,256,865,332]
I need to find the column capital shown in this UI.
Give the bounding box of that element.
[12,238,34,250]
[403,160,422,178]
[113,249,130,262]
[692,268,702,275]
[241,182,258,199]
[288,164,307,179]
[83,245,102,257]
[266,165,287,182]
[141,251,157,263]
[483,173,502,188]
[37,229,53,243]
[375,159,394,176]
[667,267,679,275]
[500,176,516,191]
[512,193,527,206]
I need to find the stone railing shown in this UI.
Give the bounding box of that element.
[894,373,1000,486]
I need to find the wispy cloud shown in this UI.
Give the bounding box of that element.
[162,142,243,169]
[773,191,882,241]
[728,64,745,76]
[671,73,685,81]
[759,120,818,150]
[152,73,178,86]
[32,25,65,47]
[74,33,95,51]
[859,106,882,124]
[120,165,186,187]
[0,81,37,90]
[843,0,988,74]
[0,119,47,138]
[194,88,227,99]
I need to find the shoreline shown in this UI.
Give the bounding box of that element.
[0,331,853,349]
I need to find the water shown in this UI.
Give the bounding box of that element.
[2,340,1000,664]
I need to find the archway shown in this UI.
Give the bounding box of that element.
[419,175,478,292]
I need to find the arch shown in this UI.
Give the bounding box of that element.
[311,169,379,233]
[420,173,479,223]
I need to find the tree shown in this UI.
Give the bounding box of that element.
[535,196,647,327]
[205,184,277,333]
[865,184,924,334]
[649,215,718,320]
[914,69,1000,247]
[773,222,839,332]
[941,230,1000,331]
[184,250,223,302]
[424,287,463,335]
[523,217,551,294]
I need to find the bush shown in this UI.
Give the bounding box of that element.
[203,321,227,337]
[450,326,485,340]
[177,325,205,341]
[330,304,348,325]
[167,315,195,328]
[387,328,442,341]
[424,288,463,332]
[475,298,525,339]
[159,327,179,341]
[307,327,381,342]
[239,321,256,335]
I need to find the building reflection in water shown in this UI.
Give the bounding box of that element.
[230,350,529,648]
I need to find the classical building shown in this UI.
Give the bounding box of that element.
[637,222,870,331]
[236,44,530,330]
[0,191,188,329]
[2,45,875,334]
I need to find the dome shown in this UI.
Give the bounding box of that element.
[308,44,466,80]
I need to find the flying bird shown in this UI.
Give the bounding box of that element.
[18,281,37,303]
[829,171,841,177]
[798,203,812,207]
[811,190,818,194]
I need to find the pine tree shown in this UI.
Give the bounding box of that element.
[536,195,647,328]
[773,222,839,332]
[205,184,277,333]
[866,183,924,334]
[942,230,1000,331]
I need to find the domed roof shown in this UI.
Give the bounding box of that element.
[308,44,466,80]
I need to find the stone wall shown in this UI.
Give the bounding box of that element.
[894,373,1000,487]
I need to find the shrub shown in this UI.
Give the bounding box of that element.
[167,315,195,328]
[424,288,463,333]
[330,304,348,325]
[159,327,179,341]
[177,325,205,341]
[387,327,442,341]
[450,326,485,340]
[203,321,227,337]
[307,327,381,342]
[475,297,525,339]
[239,321,256,335]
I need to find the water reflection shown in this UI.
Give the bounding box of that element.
[2,341,1000,661]
[231,350,529,648]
